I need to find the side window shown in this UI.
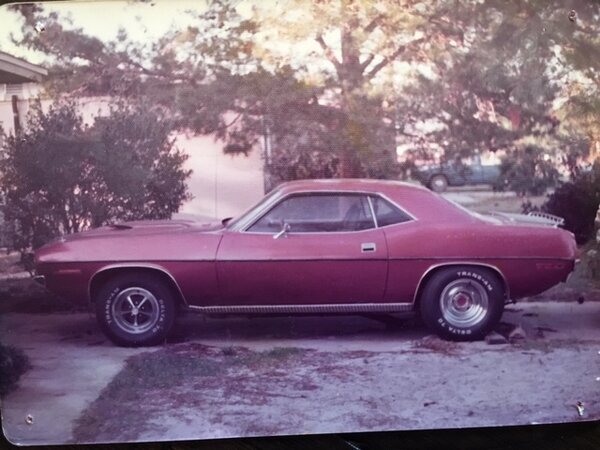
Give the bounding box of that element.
[370,195,412,227]
[248,194,375,233]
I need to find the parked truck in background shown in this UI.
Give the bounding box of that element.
[415,155,501,192]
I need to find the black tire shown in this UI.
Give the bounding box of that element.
[94,273,176,346]
[429,174,448,192]
[419,266,505,341]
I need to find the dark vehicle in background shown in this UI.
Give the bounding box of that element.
[416,155,501,192]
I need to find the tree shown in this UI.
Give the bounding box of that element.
[553,1,600,166]
[542,161,600,244]
[8,1,257,97]
[7,0,600,190]
[395,0,600,193]
[495,146,561,196]
[8,0,454,182]
[0,100,191,254]
[220,0,461,178]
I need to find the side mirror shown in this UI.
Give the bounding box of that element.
[273,222,291,240]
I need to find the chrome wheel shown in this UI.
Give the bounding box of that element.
[112,287,160,334]
[439,278,489,328]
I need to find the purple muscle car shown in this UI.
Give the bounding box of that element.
[34,179,577,346]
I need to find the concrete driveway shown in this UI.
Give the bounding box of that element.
[1,301,600,445]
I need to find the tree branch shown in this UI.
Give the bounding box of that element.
[364,14,384,34]
[360,53,376,72]
[315,34,343,75]
[429,17,465,44]
[213,112,243,132]
[127,59,187,82]
[365,38,425,80]
[396,128,422,138]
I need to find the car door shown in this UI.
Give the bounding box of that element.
[216,192,388,306]
[482,164,501,184]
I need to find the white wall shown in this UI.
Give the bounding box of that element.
[177,134,265,220]
[75,98,266,219]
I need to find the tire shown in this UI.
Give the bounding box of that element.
[429,174,448,193]
[94,273,176,346]
[419,267,505,341]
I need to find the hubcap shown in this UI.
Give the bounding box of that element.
[112,287,160,334]
[440,278,489,328]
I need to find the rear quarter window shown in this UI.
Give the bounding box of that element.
[370,195,413,227]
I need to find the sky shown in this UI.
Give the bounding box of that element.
[0,0,214,64]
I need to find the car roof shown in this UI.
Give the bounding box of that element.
[274,178,473,223]
[276,178,430,195]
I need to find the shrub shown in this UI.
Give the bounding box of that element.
[0,99,192,256]
[495,146,560,196]
[542,161,600,244]
[586,208,600,281]
[587,246,600,280]
[0,343,30,396]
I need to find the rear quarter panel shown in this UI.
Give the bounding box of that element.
[382,220,576,302]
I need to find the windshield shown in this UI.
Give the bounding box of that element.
[225,188,282,230]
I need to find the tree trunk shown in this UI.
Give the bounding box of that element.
[339,147,360,178]
[336,0,368,179]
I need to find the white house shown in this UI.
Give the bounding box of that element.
[0,51,48,136]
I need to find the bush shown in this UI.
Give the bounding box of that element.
[586,245,600,281]
[495,146,560,196]
[585,207,600,281]
[0,99,192,255]
[542,161,600,244]
[0,343,30,396]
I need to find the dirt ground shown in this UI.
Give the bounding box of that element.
[1,301,600,445]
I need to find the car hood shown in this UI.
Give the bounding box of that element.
[59,219,224,242]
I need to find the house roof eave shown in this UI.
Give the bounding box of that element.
[0,51,48,83]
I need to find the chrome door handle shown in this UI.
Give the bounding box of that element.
[361,242,376,253]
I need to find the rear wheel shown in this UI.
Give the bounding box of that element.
[419,267,505,341]
[94,273,176,346]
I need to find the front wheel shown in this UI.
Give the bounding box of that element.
[94,273,176,346]
[419,267,505,341]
